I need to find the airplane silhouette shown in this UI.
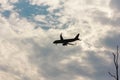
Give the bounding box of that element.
[53,33,81,46]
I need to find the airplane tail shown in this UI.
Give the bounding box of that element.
[74,33,80,40]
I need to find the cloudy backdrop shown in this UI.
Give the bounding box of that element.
[0,0,120,80]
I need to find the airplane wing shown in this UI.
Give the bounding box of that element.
[60,33,63,40]
[68,43,75,45]
[62,42,68,46]
[62,42,75,46]
[63,42,76,46]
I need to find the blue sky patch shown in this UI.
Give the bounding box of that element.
[13,0,49,19]
[2,10,11,18]
[12,0,66,30]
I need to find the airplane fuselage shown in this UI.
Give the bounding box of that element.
[53,38,77,44]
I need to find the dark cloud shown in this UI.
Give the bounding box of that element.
[101,31,120,49]
[63,60,92,78]
[92,10,120,27]
[91,0,120,27]
[110,17,120,26]
[110,0,120,11]
[84,50,115,80]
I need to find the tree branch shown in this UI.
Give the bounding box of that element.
[112,52,117,68]
[109,46,119,80]
[108,72,117,79]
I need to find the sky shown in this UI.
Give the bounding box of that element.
[0,0,120,80]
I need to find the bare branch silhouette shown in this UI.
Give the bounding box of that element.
[108,45,119,80]
[108,72,117,79]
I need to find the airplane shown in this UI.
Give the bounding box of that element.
[53,33,81,46]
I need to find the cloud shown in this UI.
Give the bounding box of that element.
[91,9,120,27]
[100,30,120,49]
[29,0,62,11]
[27,38,113,80]
[110,0,120,11]
[91,0,120,27]
[0,0,119,80]
[0,0,15,11]
[27,41,86,80]
[0,39,45,80]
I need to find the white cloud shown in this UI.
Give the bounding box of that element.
[0,0,14,11]
[29,0,62,12]
[9,0,18,3]
[0,39,45,80]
